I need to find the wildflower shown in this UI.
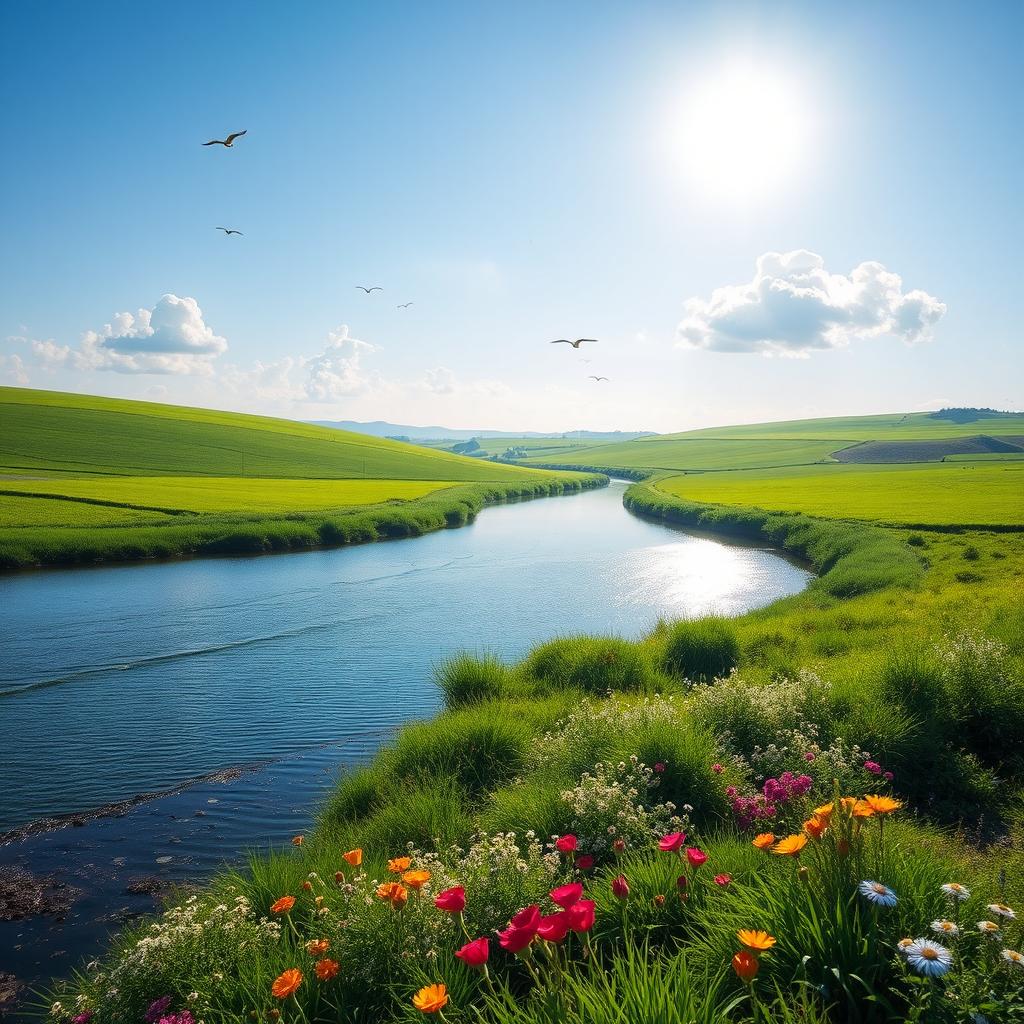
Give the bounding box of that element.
[712,763,723,774]
[270,896,295,915]
[302,880,313,892]
[772,834,807,856]
[804,752,815,762]
[1002,949,1024,970]
[342,849,362,867]
[931,920,959,938]
[896,937,915,959]
[883,771,895,781]
[576,854,594,870]
[146,998,173,1023]
[653,762,665,773]
[732,950,759,983]
[555,834,578,853]
[412,983,449,1014]
[714,873,732,887]
[402,869,432,890]
[988,903,1016,920]
[292,835,304,846]
[271,969,303,999]
[858,880,898,908]
[388,856,412,873]
[435,886,466,913]
[305,938,330,956]
[803,817,827,840]
[376,882,408,908]
[653,894,665,907]
[904,938,953,978]
[813,803,833,821]
[537,911,571,943]
[612,838,626,854]
[725,785,737,798]
[942,882,970,901]
[686,847,708,868]
[49,1005,63,1019]
[798,865,810,883]
[737,929,776,951]
[566,899,596,932]
[315,959,339,981]
[862,794,902,815]
[659,832,686,852]
[499,905,541,953]
[752,832,776,850]
[851,800,875,819]
[334,871,344,883]
[73,1014,94,1024]
[455,937,490,967]
[551,882,583,908]
[977,921,1002,938]
[864,761,882,775]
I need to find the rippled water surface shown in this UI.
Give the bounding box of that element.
[0,482,810,833]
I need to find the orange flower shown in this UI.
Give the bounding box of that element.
[412,983,449,1014]
[752,832,776,850]
[305,938,330,957]
[292,835,304,847]
[813,802,834,820]
[862,794,902,815]
[402,869,432,890]
[803,816,828,840]
[388,856,412,873]
[270,895,296,914]
[732,950,760,982]
[302,880,313,892]
[840,796,858,812]
[772,834,808,856]
[342,848,363,867]
[315,958,340,982]
[737,929,776,951]
[852,800,875,819]
[271,968,303,999]
[376,881,409,907]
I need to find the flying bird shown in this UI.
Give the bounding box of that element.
[202,130,247,147]
[216,227,243,235]
[356,285,383,293]
[551,338,598,348]
[588,375,610,382]
[397,302,414,309]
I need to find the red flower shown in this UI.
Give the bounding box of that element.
[714,873,732,887]
[565,899,596,933]
[653,762,665,773]
[537,912,571,943]
[550,883,583,908]
[732,950,759,983]
[434,886,466,913]
[499,905,541,953]
[712,763,723,774]
[659,832,686,852]
[611,874,630,900]
[455,937,490,967]
[576,854,594,870]
[676,874,688,890]
[612,838,626,854]
[686,847,708,869]
[555,834,578,853]
[511,904,542,929]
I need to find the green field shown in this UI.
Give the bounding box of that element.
[653,461,1024,526]
[0,388,602,568]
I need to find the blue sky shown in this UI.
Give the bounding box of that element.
[1,0,1021,432]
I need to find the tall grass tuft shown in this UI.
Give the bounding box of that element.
[522,635,667,694]
[435,652,513,707]
[659,616,740,683]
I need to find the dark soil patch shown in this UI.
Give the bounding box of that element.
[0,866,78,921]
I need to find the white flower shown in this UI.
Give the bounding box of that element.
[977,920,1002,938]
[930,919,959,937]
[987,903,1016,920]
[904,938,953,977]
[1002,948,1024,970]
[858,880,898,907]
[941,882,970,901]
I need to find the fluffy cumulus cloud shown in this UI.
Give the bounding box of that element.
[677,250,947,357]
[422,366,457,394]
[303,325,376,401]
[76,294,228,374]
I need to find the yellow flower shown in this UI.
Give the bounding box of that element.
[772,834,808,856]
[737,929,777,951]
[752,832,776,850]
[851,800,876,819]
[412,983,449,1014]
[813,802,834,821]
[862,794,902,815]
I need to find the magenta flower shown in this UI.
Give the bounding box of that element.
[864,761,882,774]
[711,763,723,774]
[146,998,173,1024]
[659,832,686,852]
[653,762,665,773]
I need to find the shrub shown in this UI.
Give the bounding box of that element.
[907,533,927,547]
[659,617,740,683]
[435,652,513,707]
[522,635,664,695]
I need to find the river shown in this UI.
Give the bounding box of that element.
[0,481,811,1012]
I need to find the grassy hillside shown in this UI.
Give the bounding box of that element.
[0,388,603,569]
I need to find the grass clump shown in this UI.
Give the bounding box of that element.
[522,635,666,695]
[436,652,514,707]
[658,616,740,683]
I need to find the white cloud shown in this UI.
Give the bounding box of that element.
[0,353,29,385]
[423,366,457,394]
[677,250,946,356]
[79,294,228,374]
[302,325,376,401]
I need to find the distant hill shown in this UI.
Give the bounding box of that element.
[310,420,653,442]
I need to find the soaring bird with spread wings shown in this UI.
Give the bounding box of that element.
[397,302,414,309]
[356,285,383,293]
[551,338,598,348]
[588,375,610,382]
[202,130,247,147]
[216,227,243,235]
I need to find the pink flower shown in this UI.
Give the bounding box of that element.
[555,834,578,853]
[686,847,708,869]
[455,937,490,967]
[612,838,626,853]
[714,873,732,887]
[804,752,815,762]
[73,1014,94,1024]
[653,762,665,773]
[576,854,594,870]
[611,874,630,900]
[725,785,737,798]
[146,998,173,1024]
[711,763,723,774]
[499,905,541,953]
[550,883,583,908]
[537,912,571,943]
[565,899,595,932]
[434,886,466,913]
[659,832,686,852]
[864,761,882,775]
[884,771,894,781]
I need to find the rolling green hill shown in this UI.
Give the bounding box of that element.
[0,388,602,569]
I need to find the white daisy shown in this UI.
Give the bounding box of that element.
[904,938,953,977]
[858,880,898,907]
[977,920,1002,938]
[1002,948,1024,970]
[896,937,915,959]
[941,882,970,901]
[930,919,959,937]
[987,903,1016,920]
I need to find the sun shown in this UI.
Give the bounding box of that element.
[672,62,809,201]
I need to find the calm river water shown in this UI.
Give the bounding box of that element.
[0,482,810,1011]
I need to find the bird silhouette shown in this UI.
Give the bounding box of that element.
[397,302,414,309]
[551,338,598,348]
[588,375,610,382]
[216,227,243,235]
[356,285,383,293]
[202,130,247,147]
